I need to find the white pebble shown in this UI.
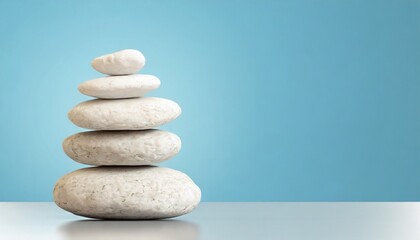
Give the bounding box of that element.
[91,49,145,75]
[53,166,201,219]
[68,97,181,130]
[63,130,181,165]
[78,74,160,99]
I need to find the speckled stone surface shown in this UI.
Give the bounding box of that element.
[63,130,181,166]
[53,166,201,219]
[68,97,181,130]
[91,49,145,75]
[78,74,160,99]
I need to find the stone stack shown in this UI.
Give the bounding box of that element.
[53,49,201,220]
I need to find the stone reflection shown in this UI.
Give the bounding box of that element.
[60,219,199,240]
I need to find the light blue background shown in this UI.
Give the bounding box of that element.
[0,0,419,201]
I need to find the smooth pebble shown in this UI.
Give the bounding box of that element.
[91,49,145,75]
[63,130,181,166]
[78,74,160,99]
[68,97,181,130]
[53,166,201,219]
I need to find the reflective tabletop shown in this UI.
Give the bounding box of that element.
[0,202,419,240]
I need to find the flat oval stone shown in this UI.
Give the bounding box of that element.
[68,97,181,130]
[78,74,160,99]
[91,49,145,75]
[63,130,181,166]
[53,166,201,219]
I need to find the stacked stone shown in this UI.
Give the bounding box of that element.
[53,49,201,220]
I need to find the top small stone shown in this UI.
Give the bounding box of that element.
[91,49,145,76]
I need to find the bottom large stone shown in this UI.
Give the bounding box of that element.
[53,166,201,219]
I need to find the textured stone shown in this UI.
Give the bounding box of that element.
[78,74,160,99]
[53,166,201,219]
[91,49,145,75]
[63,130,181,166]
[68,97,181,130]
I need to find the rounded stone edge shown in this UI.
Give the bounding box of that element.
[53,167,202,220]
[91,49,146,75]
[77,74,161,99]
[67,98,183,130]
[62,130,182,166]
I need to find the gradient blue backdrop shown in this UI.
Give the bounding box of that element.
[0,0,419,201]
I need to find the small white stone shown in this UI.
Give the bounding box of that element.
[63,130,181,166]
[53,166,201,219]
[68,97,181,130]
[91,49,145,75]
[78,74,160,99]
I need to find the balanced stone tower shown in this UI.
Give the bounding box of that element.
[53,49,201,219]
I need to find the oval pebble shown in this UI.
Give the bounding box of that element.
[63,130,181,166]
[68,97,181,130]
[53,166,201,219]
[78,74,160,99]
[91,49,145,75]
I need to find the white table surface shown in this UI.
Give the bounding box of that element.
[0,202,419,240]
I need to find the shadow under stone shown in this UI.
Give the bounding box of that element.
[60,219,199,240]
